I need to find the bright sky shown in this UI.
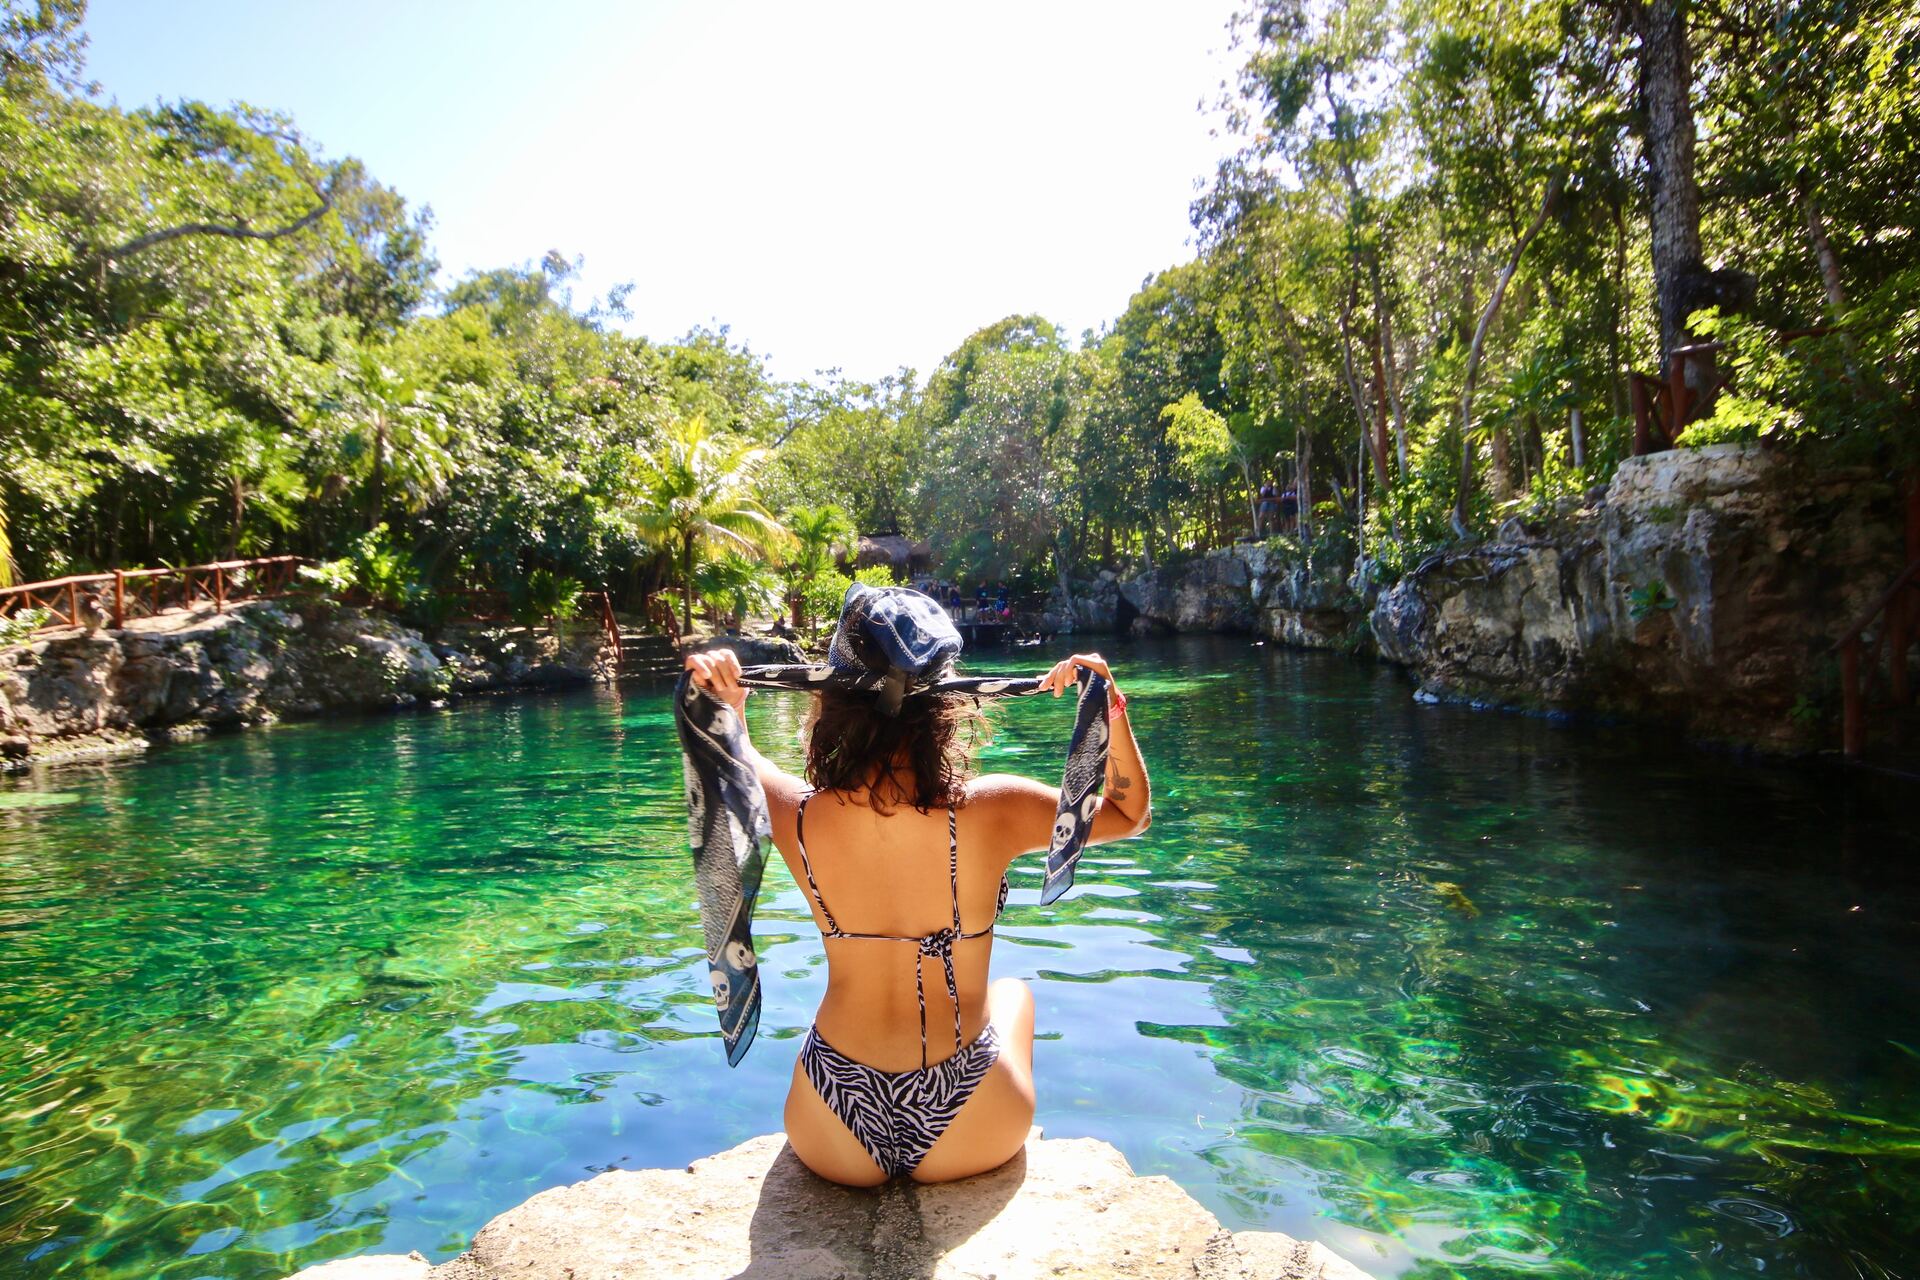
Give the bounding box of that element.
[82,0,1245,384]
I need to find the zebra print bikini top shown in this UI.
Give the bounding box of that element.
[794,791,1011,1069]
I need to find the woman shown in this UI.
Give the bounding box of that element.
[682,593,1150,1187]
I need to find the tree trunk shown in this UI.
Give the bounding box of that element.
[1491,425,1515,500]
[1297,427,1314,541]
[1571,407,1587,468]
[681,532,695,635]
[228,477,244,561]
[1795,187,1847,314]
[1368,339,1395,493]
[1637,0,1712,408]
[1240,455,1259,537]
[1458,176,1561,526]
[369,416,388,532]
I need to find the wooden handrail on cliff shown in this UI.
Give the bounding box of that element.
[0,555,308,632]
[1833,558,1920,757]
[1630,327,1851,458]
[1832,473,1920,758]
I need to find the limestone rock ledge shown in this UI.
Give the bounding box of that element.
[1,600,613,767]
[287,1132,1377,1280]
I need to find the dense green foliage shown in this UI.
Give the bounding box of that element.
[3,0,1913,608]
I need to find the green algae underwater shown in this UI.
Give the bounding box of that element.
[1,635,1916,1280]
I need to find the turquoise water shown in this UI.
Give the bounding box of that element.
[2,636,1916,1279]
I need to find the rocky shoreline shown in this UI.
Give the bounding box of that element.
[1055,444,1904,754]
[5,445,1902,768]
[0,599,614,770]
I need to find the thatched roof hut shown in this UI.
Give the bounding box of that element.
[848,535,932,574]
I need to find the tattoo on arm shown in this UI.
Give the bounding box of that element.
[1106,764,1132,804]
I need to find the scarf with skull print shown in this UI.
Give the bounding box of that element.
[674,663,1111,1066]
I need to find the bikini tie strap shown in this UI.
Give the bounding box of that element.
[913,926,963,1070]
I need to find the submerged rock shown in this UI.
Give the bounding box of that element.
[287,1132,1376,1280]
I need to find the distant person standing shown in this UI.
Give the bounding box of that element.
[1256,483,1280,537]
[1280,486,1299,532]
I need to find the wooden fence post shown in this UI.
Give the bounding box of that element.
[1841,638,1863,757]
[1629,377,1651,457]
[113,571,125,628]
[214,566,226,612]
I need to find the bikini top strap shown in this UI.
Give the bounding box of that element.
[793,792,843,936]
[947,806,963,935]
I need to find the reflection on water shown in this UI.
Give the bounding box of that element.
[2,635,1916,1279]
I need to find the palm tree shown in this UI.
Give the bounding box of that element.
[319,351,454,532]
[783,503,855,627]
[629,417,791,634]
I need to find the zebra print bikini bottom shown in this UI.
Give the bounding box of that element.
[798,1022,1003,1179]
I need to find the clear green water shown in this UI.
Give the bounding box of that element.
[2,636,1917,1280]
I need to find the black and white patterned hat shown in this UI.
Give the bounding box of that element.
[826,582,965,714]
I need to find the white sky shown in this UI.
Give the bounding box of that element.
[83,1,1245,383]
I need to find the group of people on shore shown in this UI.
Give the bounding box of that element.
[912,577,1015,625]
[1255,483,1300,538]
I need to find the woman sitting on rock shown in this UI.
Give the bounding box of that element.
[680,585,1151,1185]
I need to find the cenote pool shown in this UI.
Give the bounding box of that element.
[2,636,1917,1279]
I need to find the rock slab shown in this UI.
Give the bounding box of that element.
[289,1133,1376,1280]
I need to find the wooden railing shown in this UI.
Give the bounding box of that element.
[1,559,626,667]
[1832,475,1920,757]
[0,556,308,632]
[585,590,622,666]
[643,592,683,646]
[1834,559,1920,756]
[1631,327,1852,457]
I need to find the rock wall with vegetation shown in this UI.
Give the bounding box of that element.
[1106,446,1902,753]
[1115,544,1367,651]
[0,600,611,767]
[1374,444,1903,750]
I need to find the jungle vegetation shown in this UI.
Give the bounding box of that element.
[2,0,1914,613]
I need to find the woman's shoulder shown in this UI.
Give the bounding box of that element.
[961,773,1058,822]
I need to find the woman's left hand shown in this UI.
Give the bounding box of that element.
[685,649,748,715]
[1038,652,1119,700]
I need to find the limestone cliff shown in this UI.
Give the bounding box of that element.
[1118,545,1365,650]
[1372,444,1903,750]
[1085,444,1902,752]
[0,600,612,766]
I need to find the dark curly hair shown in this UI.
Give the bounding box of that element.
[805,663,991,813]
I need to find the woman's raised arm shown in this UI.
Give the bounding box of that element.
[1038,653,1149,843]
[974,653,1150,862]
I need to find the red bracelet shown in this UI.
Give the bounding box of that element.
[1108,687,1128,720]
